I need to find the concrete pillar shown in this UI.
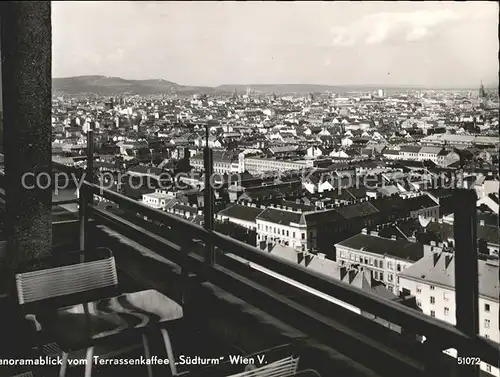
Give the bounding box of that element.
[454,189,479,377]
[1,2,53,268]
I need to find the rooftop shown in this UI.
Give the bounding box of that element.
[336,234,424,262]
[399,253,499,301]
[218,203,265,223]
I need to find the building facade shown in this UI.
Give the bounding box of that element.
[399,253,499,376]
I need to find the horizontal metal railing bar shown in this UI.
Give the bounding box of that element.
[52,199,79,205]
[0,196,78,207]
[91,206,206,274]
[82,182,499,365]
[84,182,209,239]
[210,233,498,357]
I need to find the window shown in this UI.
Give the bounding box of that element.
[350,253,354,261]
[430,285,435,291]
[388,274,393,282]
[430,296,435,304]
[374,260,378,267]
[355,255,360,262]
[286,230,289,237]
[396,264,401,272]
[416,286,421,294]
[369,258,373,265]
[430,310,435,317]
[387,262,393,269]
[485,303,490,312]
[397,277,400,285]
[486,365,491,373]
[301,233,305,240]
[379,273,384,280]
[485,319,490,328]
[293,232,295,238]
[444,307,449,316]
[340,251,345,258]
[379,261,384,269]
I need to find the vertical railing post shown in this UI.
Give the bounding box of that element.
[204,124,215,266]
[78,182,86,253]
[79,130,94,259]
[454,189,479,377]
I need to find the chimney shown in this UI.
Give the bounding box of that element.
[479,219,485,226]
[433,253,440,267]
[370,231,379,237]
[362,228,368,235]
[430,240,436,246]
[391,235,397,240]
[340,266,348,281]
[304,253,313,267]
[444,254,453,269]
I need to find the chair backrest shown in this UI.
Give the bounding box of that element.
[227,356,299,377]
[292,370,322,377]
[15,249,118,308]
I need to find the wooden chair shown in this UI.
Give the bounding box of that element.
[15,248,183,377]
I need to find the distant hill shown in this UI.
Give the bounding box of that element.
[53,76,212,96]
[52,75,496,96]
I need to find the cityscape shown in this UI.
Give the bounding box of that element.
[0,2,499,377]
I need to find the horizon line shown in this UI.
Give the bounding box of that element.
[52,74,498,90]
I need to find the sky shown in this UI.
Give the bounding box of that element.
[52,1,499,87]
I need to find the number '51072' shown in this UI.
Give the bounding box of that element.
[457,357,481,365]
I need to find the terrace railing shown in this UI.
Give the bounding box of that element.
[78,179,497,377]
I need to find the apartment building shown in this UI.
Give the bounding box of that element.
[190,151,239,174]
[217,203,265,231]
[242,156,310,174]
[383,146,459,167]
[399,253,499,376]
[141,189,176,210]
[420,134,500,148]
[335,231,424,295]
[256,206,313,251]
[417,146,447,165]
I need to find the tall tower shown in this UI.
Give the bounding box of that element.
[479,81,486,99]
